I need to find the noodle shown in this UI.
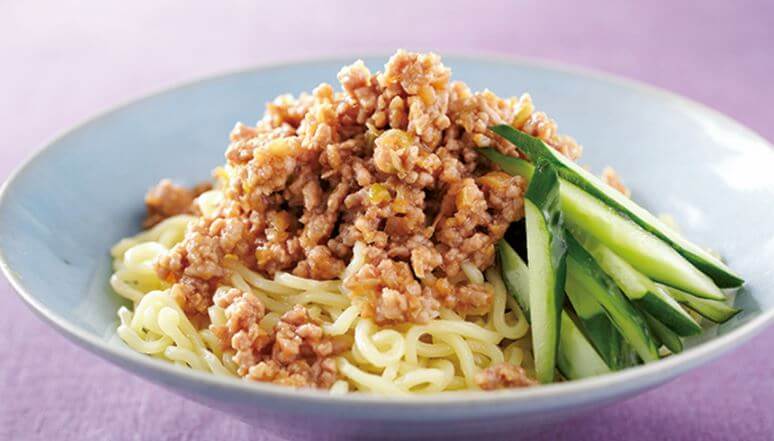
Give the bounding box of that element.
[486,268,530,340]
[111,213,534,395]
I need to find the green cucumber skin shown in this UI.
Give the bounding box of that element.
[525,161,567,384]
[488,125,743,288]
[497,241,530,315]
[525,201,558,383]
[566,234,660,363]
[557,311,611,380]
[581,316,623,368]
[478,146,726,300]
[659,284,741,324]
[479,148,535,180]
[560,182,725,301]
[565,273,626,370]
[571,229,701,336]
[497,244,610,380]
[642,310,683,353]
[636,287,701,336]
[619,341,641,367]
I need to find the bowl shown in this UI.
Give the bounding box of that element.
[1,55,772,440]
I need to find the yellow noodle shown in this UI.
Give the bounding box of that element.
[229,273,291,312]
[323,305,360,336]
[354,319,405,367]
[461,261,485,285]
[111,215,194,258]
[199,328,222,358]
[287,291,351,309]
[110,274,146,303]
[274,272,342,292]
[341,241,367,282]
[467,339,505,367]
[111,221,534,395]
[329,380,350,395]
[164,346,207,371]
[503,341,525,367]
[201,349,234,377]
[337,358,408,395]
[226,262,299,295]
[486,267,529,340]
[435,333,478,389]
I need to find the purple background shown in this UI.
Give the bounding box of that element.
[1,1,772,440]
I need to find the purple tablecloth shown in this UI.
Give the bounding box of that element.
[1,1,772,440]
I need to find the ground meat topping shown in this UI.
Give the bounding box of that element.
[519,111,582,161]
[344,258,440,325]
[423,277,493,316]
[154,50,582,328]
[143,179,212,228]
[211,291,341,388]
[434,178,496,276]
[601,166,630,197]
[292,245,346,280]
[155,212,254,316]
[475,363,538,390]
[211,288,271,373]
[410,245,443,279]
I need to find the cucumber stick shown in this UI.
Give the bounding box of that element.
[498,241,530,314]
[524,161,567,383]
[570,228,701,336]
[479,148,535,180]
[489,125,743,288]
[557,312,611,380]
[642,310,683,353]
[565,271,629,370]
[566,234,660,363]
[659,284,741,324]
[561,183,724,301]
[498,241,610,380]
[479,147,726,301]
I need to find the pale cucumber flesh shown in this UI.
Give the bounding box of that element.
[526,201,560,383]
[566,235,660,363]
[561,181,725,301]
[642,310,683,353]
[637,286,701,336]
[659,284,741,324]
[498,240,611,380]
[571,228,701,336]
[565,272,628,370]
[487,127,744,288]
[498,241,530,314]
[478,148,727,300]
[557,311,612,380]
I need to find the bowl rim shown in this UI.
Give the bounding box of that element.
[1,51,773,409]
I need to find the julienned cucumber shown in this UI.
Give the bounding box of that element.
[480,148,535,180]
[565,271,629,370]
[524,160,567,383]
[659,284,741,324]
[488,125,743,288]
[479,148,726,301]
[570,228,701,336]
[479,148,535,181]
[498,241,610,380]
[641,310,683,353]
[557,311,611,380]
[561,183,724,300]
[498,241,530,314]
[566,234,660,363]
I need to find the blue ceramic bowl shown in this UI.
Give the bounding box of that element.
[1,56,772,440]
